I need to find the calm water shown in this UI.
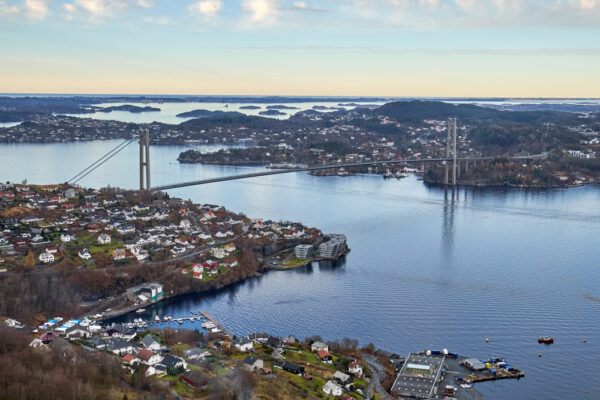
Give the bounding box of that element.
[1,141,599,399]
[62,101,384,124]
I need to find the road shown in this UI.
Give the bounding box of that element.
[363,354,394,400]
[152,153,548,191]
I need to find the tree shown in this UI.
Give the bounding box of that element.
[24,251,35,268]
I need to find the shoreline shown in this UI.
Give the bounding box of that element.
[99,250,351,322]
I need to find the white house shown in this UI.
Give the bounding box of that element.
[136,349,163,366]
[60,233,73,243]
[98,233,111,244]
[179,219,191,229]
[311,341,329,352]
[323,380,343,396]
[211,247,226,259]
[234,338,254,352]
[348,361,363,377]
[141,334,161,351]
[39,252,55,264]
[78,249,91,260]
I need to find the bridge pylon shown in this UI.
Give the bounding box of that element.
[139,129,150,190]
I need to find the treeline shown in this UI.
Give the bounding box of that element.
[0,326,175,400]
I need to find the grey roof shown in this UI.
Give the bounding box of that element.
[141,334,159,347]
[106,337,131,351]
[243,356,258,365]
[161,355,184,368]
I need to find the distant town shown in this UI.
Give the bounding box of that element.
[1,98,599,187]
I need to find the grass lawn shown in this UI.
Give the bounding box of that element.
[281,255,310,268]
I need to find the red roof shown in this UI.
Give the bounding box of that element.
[123,354,135,363]
[136,349,155,361]
[317,349,332,359]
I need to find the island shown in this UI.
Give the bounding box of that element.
[239,105,261,110]
[97,104,161,113]
[258,109,287,116]
[265,105,300,110]
[175,109,245,118]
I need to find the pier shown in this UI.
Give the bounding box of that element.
[198,310,232,337]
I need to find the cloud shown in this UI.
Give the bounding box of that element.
[0,1,20,16]
[242,0,279,23]
[188,0,222,17]
[136,0,153,8]
[25,0,49,19]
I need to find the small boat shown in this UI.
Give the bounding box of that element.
[538,337,554,344]
[155,315,160,322]
[136,308,146,314]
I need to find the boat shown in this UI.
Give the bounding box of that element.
[155,315,160,322]
[136,308,145,313]
[538,337,554,344]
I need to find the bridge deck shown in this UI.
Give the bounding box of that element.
[151,155,545,191]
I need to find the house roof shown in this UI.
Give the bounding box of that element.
[123,354,135,363]
[161,355,184,368]
[243,356,258,365]
[317,349,332,359]
[141,334,159,348]
[137,349,156,361]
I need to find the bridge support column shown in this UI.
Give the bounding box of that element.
[139,129,151,190]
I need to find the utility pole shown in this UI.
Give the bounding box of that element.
[139,129,150,190]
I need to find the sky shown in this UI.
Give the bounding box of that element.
[0,0,599,97]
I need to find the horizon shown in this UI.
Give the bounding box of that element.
[2,93,600,101]
[1,1,600,97]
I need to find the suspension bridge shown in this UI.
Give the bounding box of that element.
[67,119,547,192]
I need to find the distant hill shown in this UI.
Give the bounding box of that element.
[176,109,245,118]
[97,105,160,113]
[371,100,579,124]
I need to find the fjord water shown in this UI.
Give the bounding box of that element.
[1,141,599,399]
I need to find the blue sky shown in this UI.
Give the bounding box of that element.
[1,0,599,96]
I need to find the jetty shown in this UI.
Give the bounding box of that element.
[198,310,232,337]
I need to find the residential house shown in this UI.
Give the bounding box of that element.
[211,247,226,259]
[323,380,343,396]
[112,248,126,260]
[283,362,305,375]
[179,371,209,390]
[311,341,329,352]
[98,233,111,244]
[160,355,187,370]
[224,243,235,252]
[317,349,333,364]
[234,337,254,352]
[141,334,161,351]
[348,361,363,377]
[78,249,91,260]
[105,337,135,355]
[39,252,55,264]
[333,370,353,386]
[243,356,264,372]
[136,349,163,366]
[192,264,204,280]
[60,232,73,243]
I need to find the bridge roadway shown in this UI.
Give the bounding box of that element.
[151,154,546,191]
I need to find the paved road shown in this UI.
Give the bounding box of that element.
[364,354,394,400]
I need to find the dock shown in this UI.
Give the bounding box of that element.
[198,310,232,337]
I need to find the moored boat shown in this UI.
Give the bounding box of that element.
[538,337,554,344]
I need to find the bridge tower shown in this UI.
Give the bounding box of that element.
[139,129,150,190]
[444,118,457,185]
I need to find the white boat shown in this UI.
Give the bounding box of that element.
[155,315,160,322]
[136,308,146,313]
[202,321,216,329]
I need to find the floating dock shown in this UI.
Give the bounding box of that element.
[198,310,232,337]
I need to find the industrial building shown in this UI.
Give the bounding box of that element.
[391,353,445,399]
